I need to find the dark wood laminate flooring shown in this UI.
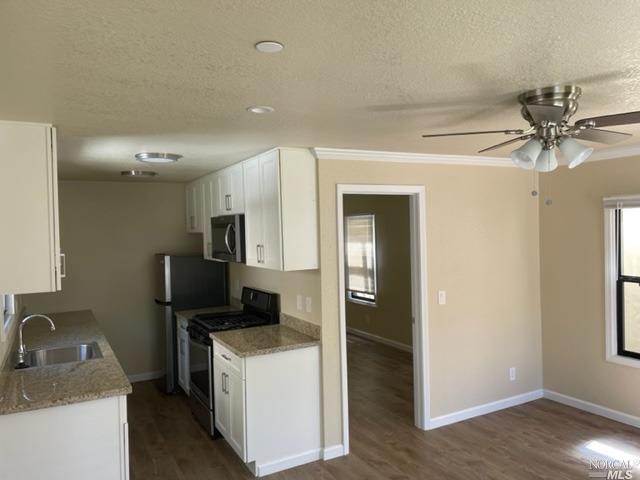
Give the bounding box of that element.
[128,334,640,479]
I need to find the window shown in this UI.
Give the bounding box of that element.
[2,294,16,334]
[345,214,377,305]
[604,196,640,366]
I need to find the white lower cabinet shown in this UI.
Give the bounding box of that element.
[213,340,321,477]
[0,395,129,480]
[177,315,190,395]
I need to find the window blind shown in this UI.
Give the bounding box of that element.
[345,214,377,296]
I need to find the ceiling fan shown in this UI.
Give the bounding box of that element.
[422,85,640,172]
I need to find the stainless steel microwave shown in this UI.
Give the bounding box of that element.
[211,214,245,263]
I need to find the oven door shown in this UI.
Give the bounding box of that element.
[189,337,212,409]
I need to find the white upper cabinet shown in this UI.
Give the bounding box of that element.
[243,148,318,271]
[0,121,63,294]
[215,163,244,216]
[201,173,217,260]
[185,179,203,233]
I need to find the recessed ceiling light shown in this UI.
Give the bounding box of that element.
[255,41,284,53]
[121,170,158,177]
[247,106,275,114]
[135,152,182,164]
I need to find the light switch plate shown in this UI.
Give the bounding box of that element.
[509,367,516,381]
[437,290,446,305]
[305,296,312,313]
[296,295,303,311]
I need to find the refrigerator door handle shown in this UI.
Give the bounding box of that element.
[155,299,172,306]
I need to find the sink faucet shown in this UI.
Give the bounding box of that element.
[16,314,56,368]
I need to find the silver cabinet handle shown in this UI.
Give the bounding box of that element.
[228,194,232,211]
[225,373,229,395]
[221,372,225,393]
[225,194,232,211]
[222,353,231,361]
[256,244,260,263]
[60,253,66,278]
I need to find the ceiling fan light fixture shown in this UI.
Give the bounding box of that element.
[558,137,594,169]
[511,138,542,170]
[535,148,558,173]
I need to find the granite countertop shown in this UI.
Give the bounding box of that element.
[211,324,320,358]
[175,303,242,320]
[0,310,132,416]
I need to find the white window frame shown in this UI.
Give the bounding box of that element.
[1,294,16,340]
[344,213,378,307]
[604,195,640,368]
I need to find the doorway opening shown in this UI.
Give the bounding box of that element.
[337,185,430,455]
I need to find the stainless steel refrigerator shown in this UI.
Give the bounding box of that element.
[155,254,227,393]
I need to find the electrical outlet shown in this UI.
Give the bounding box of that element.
[438,290,446,305]
[305,296,312,313]
[509,367,516,381]
[296,295,303,311]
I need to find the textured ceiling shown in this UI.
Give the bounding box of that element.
[2,1,640,181]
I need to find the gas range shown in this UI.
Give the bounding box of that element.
[188,312,270,343]
[188,287,279,438]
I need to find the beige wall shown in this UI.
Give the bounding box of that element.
[318,159,542,446]
[22,181,201,376]
[228,264,321,325]
[540,156,640,416]
[344,194,412,347]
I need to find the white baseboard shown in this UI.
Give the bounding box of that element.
[346,327,412,353]
[322,444,346,460]
[127,370,164,383]
[255,448,322,477]
[427,389,544,430]
[543,389,640,428]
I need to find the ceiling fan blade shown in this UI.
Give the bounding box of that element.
[526,105,565,124]
[575,128,632,145]
[422,128,524,138]
[478,135,532,153]
[575,111,640,128]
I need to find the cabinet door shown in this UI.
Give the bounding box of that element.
[259,151,283,270]
[243,157,262,267]
[227,163,244,214]
[227,370,246,461]
[213,364,229,437]
[186,181,203,233]
[176,323,183,389]
[177,325,190,395]
[216,171,230,216]
[202,176,215,260]
[0,123,61,294]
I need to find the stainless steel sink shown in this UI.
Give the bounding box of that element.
[22,342,103,368]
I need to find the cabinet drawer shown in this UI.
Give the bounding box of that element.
[213,341,244,379]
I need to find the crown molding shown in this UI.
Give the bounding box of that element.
[313,144,640,168]
[312,148,514,167]
[588,144,640,162]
